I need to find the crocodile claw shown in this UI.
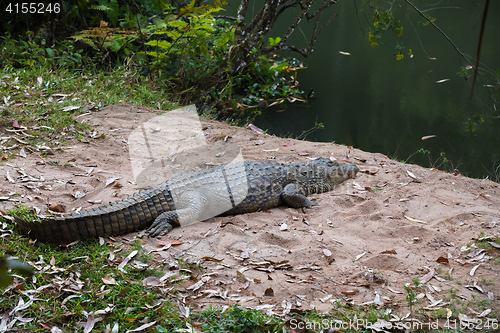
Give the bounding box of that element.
[148,211,179,236]
[148,222,174,237]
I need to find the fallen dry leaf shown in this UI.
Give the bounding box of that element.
[6,171,15,183]
[404,215,427,224]
[436,256,449,263]
[72,191,86,199]
[355,252,367,261]
[186,280,204,291]
[156,240,183,246]
[142,277,162,287]
[125,321,156,332]
[62,105,81,112]
[387,286,402,294]
[477,309,491,318]
[264,287,274,296]
[469,264,481,276]
[485,248,500,256]
[319,294,333,303]
[352,182,364,191]
[201,256,223,262]
[106,177,120,187]
[117,250,138,271]
[341,289,358,296]
[102,275,116,285]
[248,124,264,134]
[83,313,95,333]
[49,203,66,213]
[406,170,420,181]
[488,242,500,249]
[419,268,435,283]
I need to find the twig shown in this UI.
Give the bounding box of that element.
[212,15,237,21]
[403,0,472,66]
[470,0,490,99]
[404,0,497,111]
[135,13,152,80]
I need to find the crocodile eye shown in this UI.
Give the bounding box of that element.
[327,160,337,167]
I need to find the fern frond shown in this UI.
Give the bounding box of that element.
[91,5,111,11]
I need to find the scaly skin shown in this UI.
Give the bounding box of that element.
[15,158,359,243]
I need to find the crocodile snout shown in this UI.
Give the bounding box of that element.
[346,164,360,178]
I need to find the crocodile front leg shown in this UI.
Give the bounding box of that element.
[148,190,209,236]
[281,183,319,209]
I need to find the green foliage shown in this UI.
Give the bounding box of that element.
[295,121,324,140]
[421,14,436,27]
[7,206,35,221]
[0,207,35,289]
[395,43,405,61]
[71,23,138,60]
[91,0,119,27]
[417,148,430,157]
[0,33,83,69]
[143,5,226,61]
[178,0,227,15]
[2,0,311,122]
[465,114,486,133]
[457,64,473,80]
[268,37,281,47]
[413,148,451,171]
[369,9,404,55]
[0,257,34,289]
[227,55,304,110]
[404,279,423,319]
[197,305,283,332]
[136,2,303,117]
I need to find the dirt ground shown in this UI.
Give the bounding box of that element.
[1,104,499,319]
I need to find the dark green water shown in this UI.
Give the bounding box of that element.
[251,0,500,179]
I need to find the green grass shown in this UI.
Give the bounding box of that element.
[0,65,178,148]
[1,226,169,330]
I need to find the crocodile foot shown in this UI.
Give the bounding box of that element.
[148,211,179,236]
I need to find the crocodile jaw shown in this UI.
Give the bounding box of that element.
[330,163,359,184]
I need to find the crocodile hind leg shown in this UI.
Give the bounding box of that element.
[148,210,180,236]
[281,183,319,209]
[148,190,209,236]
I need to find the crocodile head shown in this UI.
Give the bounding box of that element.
[333,162,360,183]
[313,157,359,184]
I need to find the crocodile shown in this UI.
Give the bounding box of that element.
[15,157,359,243]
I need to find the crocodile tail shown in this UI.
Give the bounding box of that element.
[15,183,173,243]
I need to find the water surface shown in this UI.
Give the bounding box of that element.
[253,0,500,179]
